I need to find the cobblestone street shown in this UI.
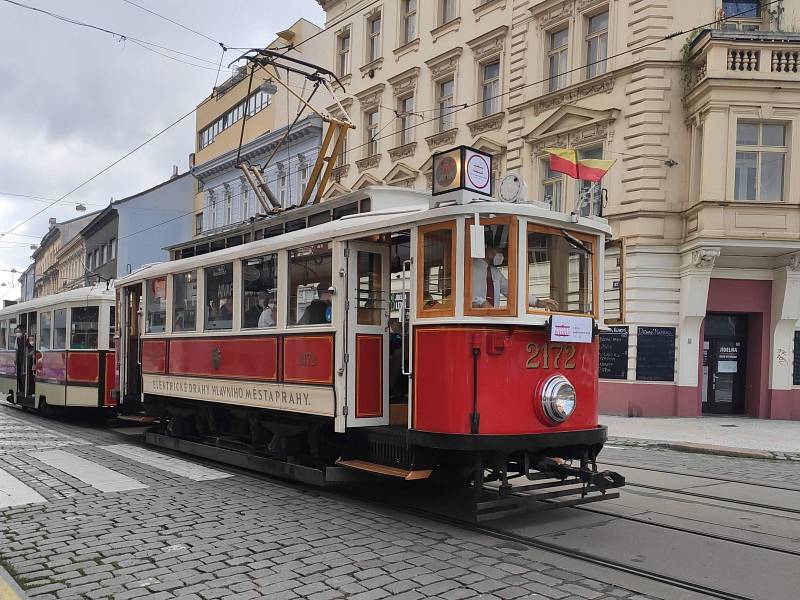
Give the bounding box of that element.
[0,407,661,600]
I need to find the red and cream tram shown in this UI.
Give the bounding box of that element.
[116,181,623,516]
[0,286,117,411]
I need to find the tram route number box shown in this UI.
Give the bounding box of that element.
[432,146,493,198]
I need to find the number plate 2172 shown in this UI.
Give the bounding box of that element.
[525,343,577,370]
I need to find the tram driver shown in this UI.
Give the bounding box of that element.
[472,231,558,311]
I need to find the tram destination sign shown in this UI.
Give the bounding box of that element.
[142,374,334,417]
[431,145,493,197]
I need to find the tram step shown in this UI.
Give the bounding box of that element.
[335,458,432,481]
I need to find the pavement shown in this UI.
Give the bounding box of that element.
[602,414,800,460]
[0,406,662,600]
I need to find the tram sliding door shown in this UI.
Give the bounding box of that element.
[119,284,143,410]
[345,242,390,428]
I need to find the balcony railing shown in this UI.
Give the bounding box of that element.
[689,30,800,89]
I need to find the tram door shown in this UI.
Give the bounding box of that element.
[345,242,390,427]
[120,284,143,407]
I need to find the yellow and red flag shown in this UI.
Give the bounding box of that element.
[544,148,615,182]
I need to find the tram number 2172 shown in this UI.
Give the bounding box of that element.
[525,343,576,370]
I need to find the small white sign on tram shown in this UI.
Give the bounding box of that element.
[431,145,493,198]
[550,315,594,344]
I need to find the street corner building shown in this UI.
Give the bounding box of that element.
[285,0,800,421]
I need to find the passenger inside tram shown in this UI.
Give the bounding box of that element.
[298,283,332,325]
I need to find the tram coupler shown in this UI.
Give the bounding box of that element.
[532,456,625,494]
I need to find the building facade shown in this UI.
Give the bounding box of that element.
[31,212,99,298]
[17,265,35,303]
[307,0,800,419]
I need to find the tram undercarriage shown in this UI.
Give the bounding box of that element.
[145,396,624,521]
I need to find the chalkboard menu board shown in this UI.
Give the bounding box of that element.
[599,326,629,380]
[793,331,800,386]
[636,326,676,382]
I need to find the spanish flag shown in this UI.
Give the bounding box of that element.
[544,148,615,182]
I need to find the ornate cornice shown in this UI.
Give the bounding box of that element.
[355,154,381,172]
[388,141,417,161]
[431,17,461,43]
[388,67,420,96]
[787,252,800,271]
[532,0,606,28]
[526,115,615,155]
[532,74,615,115]
[425,47,462,80]
[691,247,721,270]
[332,163,350,181]
[467,112,505,137]
[425,128,458,151]
[359,57,384,78]
[393,38,420,61]
[466,26,508,62]
[355,83,385,110]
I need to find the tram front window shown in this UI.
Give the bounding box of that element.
[70,307,99,349]
[172,271,197,332]
[39,312,52,350]
[205,263,234,331]
[0,320,6,350]
[467,219,517,315]
[242,254,277,329]
[418,223,455,317]
[288,243,333,326]
[527,226,594,315]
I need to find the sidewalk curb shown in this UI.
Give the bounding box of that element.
[607,437,800,462]
[0,565,27,600]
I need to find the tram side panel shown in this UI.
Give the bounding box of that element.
[413,326,599,435]
[0,350,15,398]
[35,350,117,408]
[37,351,67,406]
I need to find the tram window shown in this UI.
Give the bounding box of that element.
[288,243,333,326]
[333,202,358,220]
[205,263,234,331]
[308,211,331,227]
[0,320,6,350]
[39,312,52,351]
[172,271,198,332]
[51,312,65,350]
[109,306,116,347]
[356,251,384,326]
[417,222,455,317]
[7,318,17,349]
[146,277,167,333]
[242,255,277,329]
[465,218,517,316]
[70,306,99,349]
[527,226,594,315]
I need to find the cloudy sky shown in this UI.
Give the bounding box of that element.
[0,0,323,299]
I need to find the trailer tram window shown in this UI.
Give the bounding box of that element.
[70,306,99,349]
[109,306,116,348]
[205,263,234,331]
[146,277,167,333]
[242,255,277,329]
[288,243,333,326]
[527,226,594,316]
[53,311,66,350]
[172,271,198,332]
[7,318,16,349]
[417,222,455,317]
[0,320,6,350]
[39,312,52,350]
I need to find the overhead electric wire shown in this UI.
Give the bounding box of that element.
[119,0,226,48]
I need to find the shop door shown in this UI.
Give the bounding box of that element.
[703,339,746,415]
[345,242,390,427]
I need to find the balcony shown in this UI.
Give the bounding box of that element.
[688,30,800,90]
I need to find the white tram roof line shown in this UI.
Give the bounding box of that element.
[0,285,115,319]
[118,188,610,285]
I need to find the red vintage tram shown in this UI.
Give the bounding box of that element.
[0,286,117,412]
[115,183,623,517]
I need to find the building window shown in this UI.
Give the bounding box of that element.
[439,0,457,26]
[110,238,116,260]
[436,78,455,132]
[278,173,287,206]
[94,249,100,268]
[735,122,786,202]
[367,11,382,63]
[365,109,379,156]
[723,1,760,18]
[576,146,604,216]
[241,185,250,219]
[173,271,198,332]
[224,187,232,225]
[198,89,271,150]
[195,213,203,235]
[288,243,333,326]
[336,29,351,77]
[586,10,608,79]
[548,27,569,92]
[541,160,563,211]
[205,263,234,331]
[398,95,415,146]
[102,244,108,264]
[480,60,500,117]
[242,254,277,329]
[402,0,417,44]
[299,164,310,197]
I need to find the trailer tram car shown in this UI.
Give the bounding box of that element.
[0,286,117,412]
[116,183,624,518]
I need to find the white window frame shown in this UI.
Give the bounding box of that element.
[480,59,501,117]
[366,10,382,63]
[436,77,455,133]
[336,28,351,77]
[548,26,569,93]
[541,158,564,212]
[575,145,604,216]
[734,121,788,202]
[438,0,458,26]
[585,9,609,79]
[401,0,417,45]
[365,109,380,157]
[278,173,287,206]
[299,164,310,197]
[398,94,415,146]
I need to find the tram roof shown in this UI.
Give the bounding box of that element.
[118,187,611,285]
[0,285,115,319]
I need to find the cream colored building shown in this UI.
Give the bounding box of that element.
[32,212,99,298]
[302,0,800,420]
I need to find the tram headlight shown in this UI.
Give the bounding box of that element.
[540,375,577,423]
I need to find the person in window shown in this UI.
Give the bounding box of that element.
[299,284,332,325]
[258,292,276,328]
[472,236,558,311]
[14,327,33,398]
